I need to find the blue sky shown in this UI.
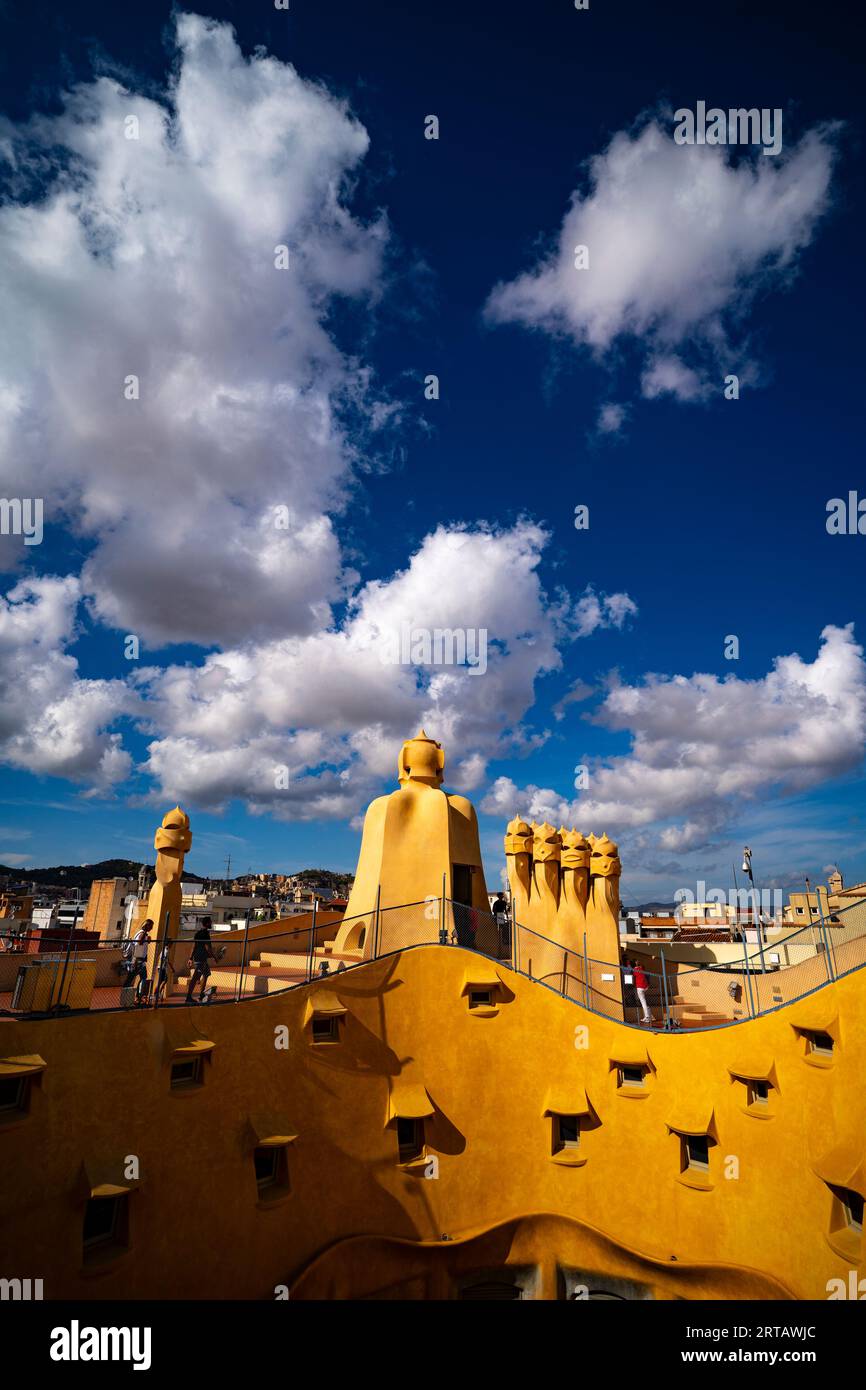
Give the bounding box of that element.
[0,0,863,903]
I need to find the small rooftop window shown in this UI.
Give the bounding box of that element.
[618,1065,646,1088]
[312,1015,339,1043]
[552,1114,581,1154]
[397,1116,424,1163]
[171,1057,203,1089]
[843,1190,864,1234]
[683,1134,710,1173]
[83,1193,129,1264]
[0,1076,29,1117]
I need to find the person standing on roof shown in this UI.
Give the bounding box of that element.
[632,958,652,1025]
[186,917,216,1004]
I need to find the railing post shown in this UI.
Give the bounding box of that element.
[659,946,670,1030]
[236,908,251,1002]
[440,873,446,945]
[805,880,818,956]
[816,897,835,982]
[151,907,170,1009]
[753,887,767,974]
[742,932,756,1017]
[374,886,381,959]
[54,902,79,1012]
[582,932,590,1008]
[512,900,519,973]
[306,899,317,982]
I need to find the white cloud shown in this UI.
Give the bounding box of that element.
[552,678,595,722]
[450,751,488,792]
[485,115,839,401]
[0,13,389,645]
[481,774,574,827]
[134,521,637,817]
[596,402,628,433]
[571,586,638,639]
[480,625,866,860]
[0,8,640,814]
[0,18,641,823]
[0,576,133,787]
[640,355,707,402]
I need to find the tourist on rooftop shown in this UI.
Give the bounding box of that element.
[129,920,153,1004]
[186,917,216,1004]
[632,958,652,1025]
[491,893,509,955]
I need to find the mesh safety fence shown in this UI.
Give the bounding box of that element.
[3,891,866,1027]
[820,896,866,981]
[447,902,512,959]
[376,900,441,955]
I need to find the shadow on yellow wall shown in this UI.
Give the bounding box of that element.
[0,944,863,1300]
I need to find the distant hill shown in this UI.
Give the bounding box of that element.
[0,860,206,892]
[0,859,352,895]
[292,868,354,895]
[626,901,678,914]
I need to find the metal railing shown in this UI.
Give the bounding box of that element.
[2,892,865,1031]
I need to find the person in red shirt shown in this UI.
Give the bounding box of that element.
[631,959,652,1024]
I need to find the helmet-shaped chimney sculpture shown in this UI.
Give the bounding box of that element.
[398,729,445,787]
[333,732,489,959]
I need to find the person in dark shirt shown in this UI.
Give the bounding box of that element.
[491,894,510,956]
[186,916,216,1003]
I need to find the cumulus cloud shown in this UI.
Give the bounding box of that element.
[0,12,389,644]
[481,774,574,827]
[0,576,134,788]
[481,625,866,859]
[0,19,641,817]
[485,115,839,401]
[134,520,637,817]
